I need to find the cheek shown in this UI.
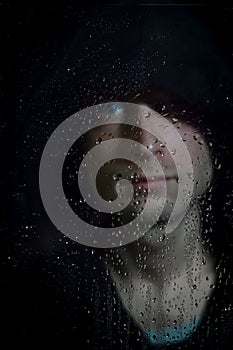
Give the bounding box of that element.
[185,136,213,197]
[156,123,213,216]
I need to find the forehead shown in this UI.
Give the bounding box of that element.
[86,115,200,140]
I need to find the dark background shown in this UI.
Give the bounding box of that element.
[1,1,233,349]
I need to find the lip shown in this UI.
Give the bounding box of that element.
[132,175,177,189]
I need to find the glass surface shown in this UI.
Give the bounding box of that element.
[2,2,233,349]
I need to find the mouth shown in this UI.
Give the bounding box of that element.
[132,175,177,189]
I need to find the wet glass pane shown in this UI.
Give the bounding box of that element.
[2,2,233,349]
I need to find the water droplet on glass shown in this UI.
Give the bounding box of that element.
[113,173,122,180]
[144,111,151,118]
[95,137,102,144]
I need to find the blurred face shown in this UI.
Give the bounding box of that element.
[82,110,212,241]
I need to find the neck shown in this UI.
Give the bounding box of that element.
[113,201,203,283]
[104,201,216,336]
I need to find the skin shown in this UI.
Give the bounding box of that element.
[85,104,216,343]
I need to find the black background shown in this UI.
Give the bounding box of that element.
[1,1,233,349]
